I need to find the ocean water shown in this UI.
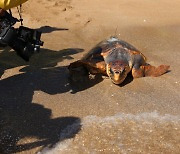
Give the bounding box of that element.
[40,112,180,154]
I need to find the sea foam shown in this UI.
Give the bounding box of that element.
[40,112,180,154]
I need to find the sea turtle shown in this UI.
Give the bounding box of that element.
[68,37,170,85]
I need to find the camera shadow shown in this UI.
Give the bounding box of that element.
[36,26,68,33]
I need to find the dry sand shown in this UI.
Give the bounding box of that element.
[0,0,180,153]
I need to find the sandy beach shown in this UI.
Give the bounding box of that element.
[0,0,180,153]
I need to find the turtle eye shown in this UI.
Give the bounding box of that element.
[110,68,114,74]
[121,68,125,73]
[124,66,130,72]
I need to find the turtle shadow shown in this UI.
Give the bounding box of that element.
[165,70,171,74]
[119,72,134,87]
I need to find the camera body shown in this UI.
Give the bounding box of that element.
[0,11,43,61]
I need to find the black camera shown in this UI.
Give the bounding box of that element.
[0,11,44,61]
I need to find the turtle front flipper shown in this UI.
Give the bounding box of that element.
[142,64,170,77]
[68,60,90,82]
[68,60,107,82]
[69,60,106,75]
[132,67,145,78]
[132,64,170,78]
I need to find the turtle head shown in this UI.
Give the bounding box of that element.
[106,61,131,84]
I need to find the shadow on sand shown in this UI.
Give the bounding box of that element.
[0,104,81,153]
[36,26,69,34]
[0,45,103,153]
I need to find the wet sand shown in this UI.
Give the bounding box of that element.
[0,0,180,153]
